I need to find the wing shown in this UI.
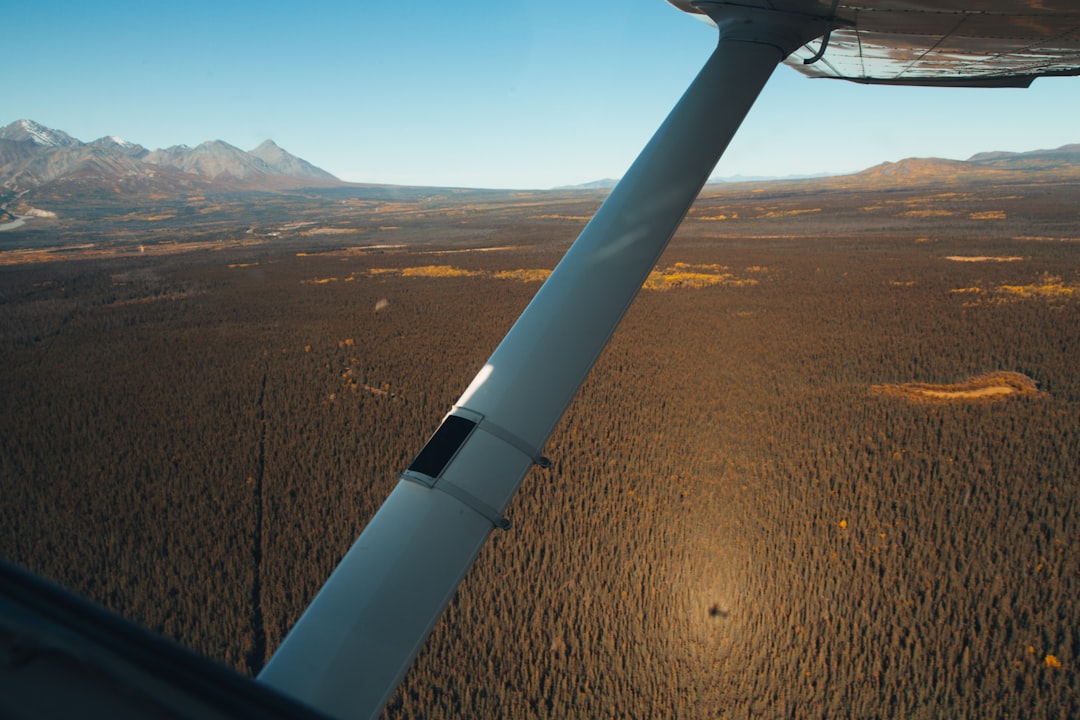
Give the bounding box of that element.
[670,0,1080,87]
[0,558,331,720]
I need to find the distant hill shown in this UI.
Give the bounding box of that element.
[851,157,1008,183]
[707,172,836,184]
[845,146,1080,188]
[554,178,619,190]
[968,143,1080,171]
[566,144,1080,192]
[0,119,341,195]
[561,172,837,190]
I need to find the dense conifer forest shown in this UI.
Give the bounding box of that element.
[1,176,1078,717]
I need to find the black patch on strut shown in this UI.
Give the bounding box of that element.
[407,415,477,480]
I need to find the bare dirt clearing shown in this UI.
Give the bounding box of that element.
[944,255,1025,262]
[873,371,1042,403]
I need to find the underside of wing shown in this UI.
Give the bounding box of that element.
[672,0,1080,87]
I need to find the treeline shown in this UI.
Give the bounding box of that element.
[1,186,1078,718]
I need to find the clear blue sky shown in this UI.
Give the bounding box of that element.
[6,0,1079,189]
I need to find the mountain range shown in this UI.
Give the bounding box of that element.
[0,119,340,196]
[3,119,1080,205]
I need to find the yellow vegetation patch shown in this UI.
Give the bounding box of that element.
[108,291,198,307]
[759,208,821,219]
[493,269,552,282]
[872,371,1041,403]
[998,282,1074,298]
[401,265,482,278]
[970,210,1007,220]
[944,255,1024,263]
[643,262,758,291]
[903,209,954,217]
[301,272,366,285]
[949,274,1077,304]
[1013,235,1080,243]
[419,246,517,255]
[340,262,759,290]
[0,239,271,266]
[360,266,530,281]
[529,214,593,221]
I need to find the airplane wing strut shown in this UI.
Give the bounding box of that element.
[257,4,828,719]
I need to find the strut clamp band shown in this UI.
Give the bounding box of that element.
[401,472,511,531]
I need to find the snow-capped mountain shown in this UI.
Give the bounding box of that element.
[0,119,81,149]
[88,135,149,158]
[0,119,341,193]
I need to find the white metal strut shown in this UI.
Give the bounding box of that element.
[258,5,827,719]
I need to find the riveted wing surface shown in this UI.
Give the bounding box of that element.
[672,1,1080,87]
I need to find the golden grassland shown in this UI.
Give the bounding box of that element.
[998,281,1076,298]
[950,273,1079,304]
[296,262,764,290]
[0,238,271,266]
[692,213,738,221]
[757,208,821,219]
[493,269,553,282]
[903,209,955,217]
[643,262,758,290]
[400,265,482,278]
